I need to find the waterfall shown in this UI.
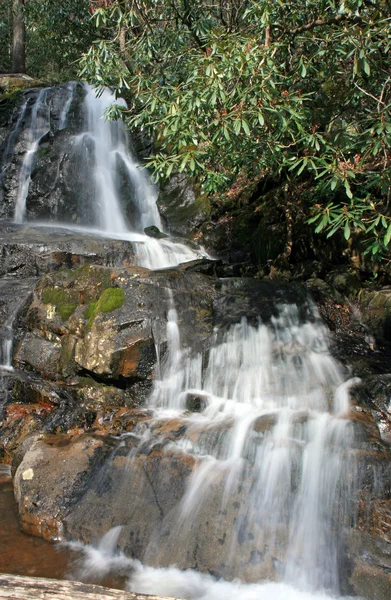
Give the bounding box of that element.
[145,304,357,593]
[82,85,163,234]
[6,83,204,269]
[1,83,366,599]
[69,303,360,599]
[0,284,33,371]
[58,82,77,130]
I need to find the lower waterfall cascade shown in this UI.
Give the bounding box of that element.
[64,304,363,599]
[0,81,390,600]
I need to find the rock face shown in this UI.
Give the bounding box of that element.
[157,175,210,239]
[359,287,391,343]
[0,223,137,278]
[0,83,86,221]
[0,82,211,241]
[13,263,216,382]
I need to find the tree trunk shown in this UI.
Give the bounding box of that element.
[12,0,26,73]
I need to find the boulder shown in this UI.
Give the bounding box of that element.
[14,264,216,383]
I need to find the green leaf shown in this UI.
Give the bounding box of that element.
[242,119,250,135]
[315,215,328,233]
[344,180,353,200]
[363,59,370,76]
[344,221,351,240]
[384,224,391,246]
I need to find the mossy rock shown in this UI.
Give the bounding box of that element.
[144,225,168,239]
[42,287,78,321]
[85,287,125,328]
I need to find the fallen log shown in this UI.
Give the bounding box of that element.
[0,574,182,600]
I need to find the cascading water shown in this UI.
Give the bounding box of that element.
[0,97,28,202]
[69,302,361,600]
[58,82,77,130]
[81,85,163,234]
[14,88,51,223]
[1,83,368,599]
[7,83,205,269]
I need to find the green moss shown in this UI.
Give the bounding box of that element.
[99,287,125,312]
[85,288,125,328]
[42,287,78,321]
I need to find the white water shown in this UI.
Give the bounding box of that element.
[8,84,204,269]
[0,294,31,371]
[146,304,358,593]
[14,88,50,223]
[67,528,361,600]
[67,304,361,598]
[58,82,77,130]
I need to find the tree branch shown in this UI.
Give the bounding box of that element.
[279,13,365,39]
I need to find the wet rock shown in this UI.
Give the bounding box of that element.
[13,264,216,383]
[16,331,62,379]
[157,174,211,238]
[13,434,107,541]
[0,84,86,221]
[213,278,309,330]
[346,515,391,600]
[0,223,136,278]
[144,225,167,239]
[185,392,209,413]
[351,378,391,442]
[12,432,194,551]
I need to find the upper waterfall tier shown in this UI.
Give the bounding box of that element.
[0,82,205,269]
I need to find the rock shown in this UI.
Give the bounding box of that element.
[325,267,362,297]
[157,174,211,238]
[0,574,181,600]
[185,392,209,412]
[213,278,309,330]
[11,403,391,590]
[144,225,167,239]
[0,223,136,278]
[13,264,216,383]
[0,75,39,95]
[359,287,391,343]
[13,433,108,541]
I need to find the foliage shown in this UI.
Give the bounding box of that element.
[79,0,391,258]
[1,0,95,80]
[26,0,96,80]
[0,1,12,73]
